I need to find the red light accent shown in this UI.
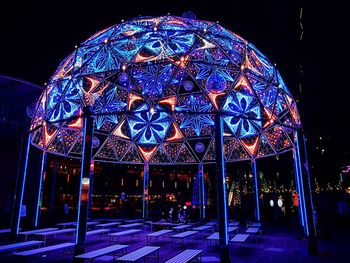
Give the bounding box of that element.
[242,137,259,156]
[128,93,143,110]
[207,92,225,110]
[43,123,57,147]
[86,77,100,93]
[166,123,183,142]
[234,75,253,94]
[112,119,129,139]
[174,55,189,68]
[138,146,158,162]
[185,202,192,206]
[90,161,95,173]
[68,115,83,129]
[159,96,177,111]
[263,108,276,128]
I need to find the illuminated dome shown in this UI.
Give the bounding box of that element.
[30,15,301,164]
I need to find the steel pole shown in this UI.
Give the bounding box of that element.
[214,113,230,262]
[74,106,94,256]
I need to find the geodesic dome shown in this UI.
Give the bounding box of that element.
[30,15,301,164]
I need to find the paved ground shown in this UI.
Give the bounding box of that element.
[0,221,349,262]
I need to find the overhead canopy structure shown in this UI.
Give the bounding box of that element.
[29,15,301,164]
[11,15,317,258]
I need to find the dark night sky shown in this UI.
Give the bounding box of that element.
[0,0,348,178]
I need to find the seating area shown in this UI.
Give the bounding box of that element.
[0,219,268,262]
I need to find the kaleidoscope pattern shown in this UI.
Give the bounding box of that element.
[30,15,301,164]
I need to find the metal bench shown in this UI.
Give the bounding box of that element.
[86,229,110,241]
[115,246,160,262]
[230,234,249,247]
[206,232,219,247]
[0,241,43,253]
[109,229,142,244]
[172,224,191,232]
[147,230,173,244]
[13,242,75,258]
[124,218,144,223]
[246,227,260,234]
[56,221,76,229]
[35,228,76,245]
[75,244,128,261]
[228,226,239,234]
[19,228,58,241]
[0,228,11,235]
[229,222,239,227]
[96,222,121,229]
[119,223,143,229]
[247,222,261,228]
[165,249,203,263]
[192,225,213,232]
[171,231,198,243]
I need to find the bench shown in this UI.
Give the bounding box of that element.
[228,226,239,234]
[75,244,128,261]
[147,230,173,244]
[86,229,109,241]
[119,223,143,229]
[230,234,249,247]
[35,228,76,245]
[165,249,203,263]
[56,221,76,229]
[171,231,198,243]
[124,219,144,223]
[0,241,43,253]
[0,228,11,235]
[13,242,75,258]
[192,225,213,232]
[96,222,121,229]
[247,222,261,228]
[246,227,259,234]
[172,224,190,232]
[229,222,239,227]
[109,229,142,244]
[115,246,160,262]
[205,221,217,226]
[206,232,220,246]
[19,228,58,241]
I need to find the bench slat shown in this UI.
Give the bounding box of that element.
[171,231,198,238]
[13,242,75,256]
[86,229,109,236]
[116,246,159,261]
[109,229,141,237]
[76,244,128,259]
[0,241,43,252]
[230,234,249,242]
[165,249,202,263]
[19,228,58,235]
[147,230,173,237]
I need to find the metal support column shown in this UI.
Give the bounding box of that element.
[74,106,94,256]
[34,151,47,228]
[293,147,306,232]
[198,163,205,220]
[251,159,260,222]
[295,130,318,255]
[11,133,31,241]
[143,163,149,219]
[214,113,230,262]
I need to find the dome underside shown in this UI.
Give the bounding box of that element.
[30,15,301,164]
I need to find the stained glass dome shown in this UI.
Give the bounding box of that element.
[30,15,301,164]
